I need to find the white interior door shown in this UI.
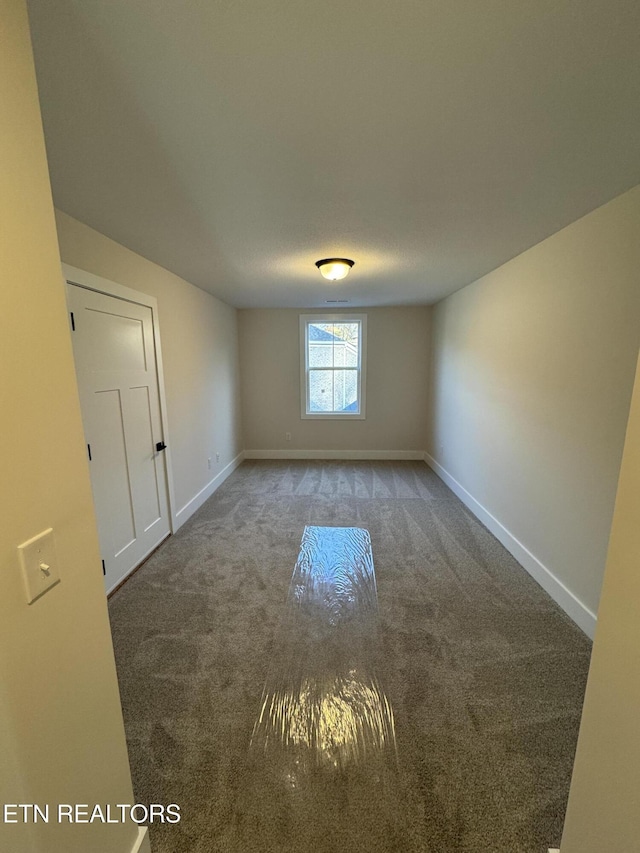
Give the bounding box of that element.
[67,284,171,592]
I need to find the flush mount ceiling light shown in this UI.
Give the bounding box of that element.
[315,258,354,281]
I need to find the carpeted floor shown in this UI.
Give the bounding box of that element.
[108,460,591,853]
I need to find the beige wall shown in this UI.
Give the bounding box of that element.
[428,186,640,630]
[55,211,243,523]
[240,307,431,454]
[0,2,138,850]
[560,351,640,850]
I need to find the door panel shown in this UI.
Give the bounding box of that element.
[68,284,171,592]
[92,388,136,555]
[127,385,163,532]
[84,309,147,373]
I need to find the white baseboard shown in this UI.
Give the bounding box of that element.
[174,451,245,530]
[244,449,425,460]
[130,826,150,853]
[424,453,596,639]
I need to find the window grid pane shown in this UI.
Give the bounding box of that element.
[307,368,359,414]
[308,369,335,413]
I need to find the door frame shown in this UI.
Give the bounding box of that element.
[63,263,177,536]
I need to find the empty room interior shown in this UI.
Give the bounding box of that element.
[2,1,640,852]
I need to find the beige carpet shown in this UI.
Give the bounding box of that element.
[108,460,591,852]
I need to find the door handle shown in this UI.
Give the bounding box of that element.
[156,442,167,452]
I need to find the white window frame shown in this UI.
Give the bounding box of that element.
[299,314,367,420]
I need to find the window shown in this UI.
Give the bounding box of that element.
[300,314,367,419]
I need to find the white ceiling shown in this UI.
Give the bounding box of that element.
[27,0,640,308]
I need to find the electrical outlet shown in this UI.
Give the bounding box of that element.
[207,457,212,470]
[216,451,220,462]
[285,432,291,441]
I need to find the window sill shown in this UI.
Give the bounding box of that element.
[301,412,366,420]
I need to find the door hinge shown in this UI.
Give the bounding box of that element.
[87,443,92,461]
[70,311,75,331]
[101,559,106,576]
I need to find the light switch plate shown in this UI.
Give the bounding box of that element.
[18,528,60,604]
